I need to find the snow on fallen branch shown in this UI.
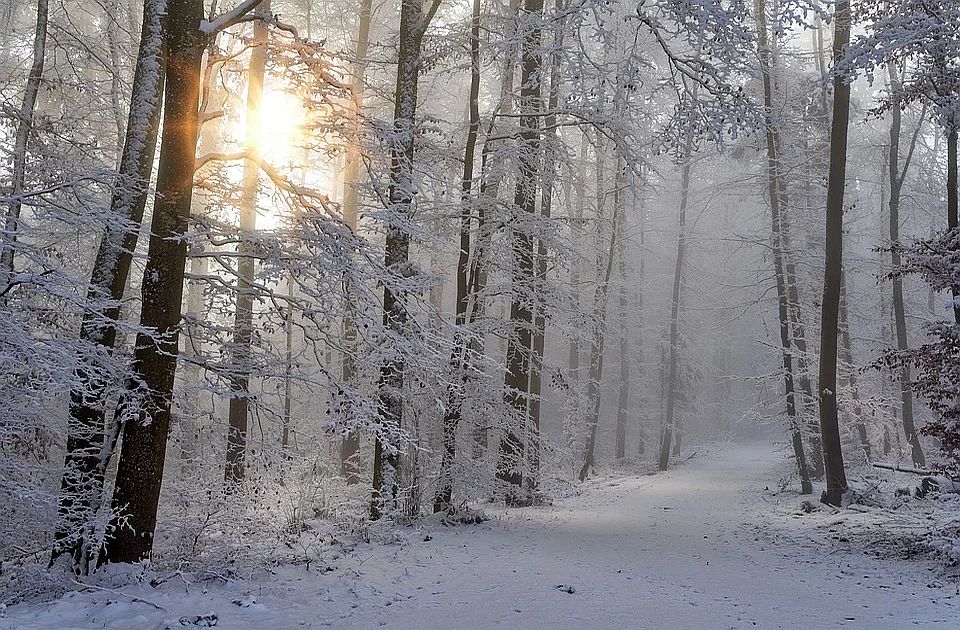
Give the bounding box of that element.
[871,462,934,476]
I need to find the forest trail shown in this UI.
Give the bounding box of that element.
[5,442,957,629]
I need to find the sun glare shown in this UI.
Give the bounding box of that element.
[249,89,304,165]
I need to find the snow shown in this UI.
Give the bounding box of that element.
[4,442,957,629]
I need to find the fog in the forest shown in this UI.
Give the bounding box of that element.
[1,0,959,627]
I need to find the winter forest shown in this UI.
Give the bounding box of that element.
[1,0,960,626]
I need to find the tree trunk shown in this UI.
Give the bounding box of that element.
[0,0,47,287]
[636,187,646,457]
[566,135,587,466]
[839,271,871,459]
[817,0,852,506]
[433,0,481,513]
[658,147,692,472]
[526,0,565,492]
[225,0,271,485]
[339,0,374,484]
[754,0,812,493]
[578,162,623,481]
[886,62,925,468]
[496,0,544,501]
[615,234,629,461]
[100,0,208,564]
[52,0,165,573]
[949,125,959,324]
[371,0,436,519]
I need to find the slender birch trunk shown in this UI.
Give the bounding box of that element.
[949,125,959,323]
[615,230,629,461]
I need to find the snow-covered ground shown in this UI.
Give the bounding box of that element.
[3,442,957,629]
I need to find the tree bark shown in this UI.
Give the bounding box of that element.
[658,146,692,472]
[817,0,852,506]
[225,0,271,485]
[526,0,565,492]
[371,0,438,520]
[0,0,48,287]
[615,234,629,461]
[949,125,959,324]
[754,0,812,493]
[52,0,165,573]
[100,0,208,564]
[578,161,623,481]
[636,189,646,457]
[339,0,374,484]
[886,62,925,468]
[839,271,871,459]
[433,0,482,513]
[496,0,544,501]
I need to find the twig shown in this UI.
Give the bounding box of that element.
[72,580,167,611]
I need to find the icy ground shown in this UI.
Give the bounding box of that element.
[3,442,957,629]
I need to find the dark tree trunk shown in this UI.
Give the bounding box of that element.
[755,0,812,493]
[371,0,435,519]
[886,63,925,468]
[578,163,624,481]
[526,0,565,492]
[817,0,852,507]
[497,0,544,501]
[434,0,482,513]
[101,0,207,564]
[52,0,165,573]
[225,0,271,485]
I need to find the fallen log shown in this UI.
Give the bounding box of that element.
[871,462,933,476]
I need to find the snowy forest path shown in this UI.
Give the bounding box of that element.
[329,440,956,629]
[5,441,957,629]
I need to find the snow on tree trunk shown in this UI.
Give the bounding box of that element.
[434,0,482,513]
[52,0,165,573]
[101,0,208,564]
[754,0,811,493]
[886,62,925,468]
[371,0,436,520]
[578,159,623,482]
[225,0,271,486]
[0,0,47,288]
[658,144,691,472]
[340,0,374,484]
[496,0,544,502]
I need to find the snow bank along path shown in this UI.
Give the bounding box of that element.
[4,442,956,628]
